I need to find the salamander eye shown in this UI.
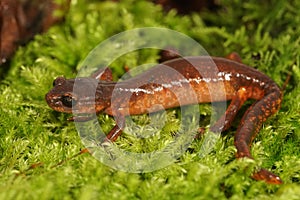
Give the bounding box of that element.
[61,94,77,107]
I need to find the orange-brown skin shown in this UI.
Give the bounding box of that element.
[46,54,282,184]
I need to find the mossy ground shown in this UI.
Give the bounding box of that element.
[1,0,300,199]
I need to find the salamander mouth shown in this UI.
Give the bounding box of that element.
[45,94,101,114]
[45,93,73,113]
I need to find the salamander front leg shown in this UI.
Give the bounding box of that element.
[90,67,113,81]
[103,115,125,142]
[226,52,242,63]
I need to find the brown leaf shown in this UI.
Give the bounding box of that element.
[0,0,70,65]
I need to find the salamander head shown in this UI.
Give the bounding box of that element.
[45,77,111,114]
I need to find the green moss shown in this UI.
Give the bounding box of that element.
[1,0,300,199]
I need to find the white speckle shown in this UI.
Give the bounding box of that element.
[203,77,212,83]
[171,81,182,87]
[118,88,154,94]
[153,86,164,92]
[225,73,231,81]
[260,82,265,86]
[162,83,172,88]
[217,72,223,76]
[218,71,232,81]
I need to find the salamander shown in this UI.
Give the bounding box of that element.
[45,53,283,184]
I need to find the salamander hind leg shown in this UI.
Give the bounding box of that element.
[210,87,249,133]
[159,48,181,62]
